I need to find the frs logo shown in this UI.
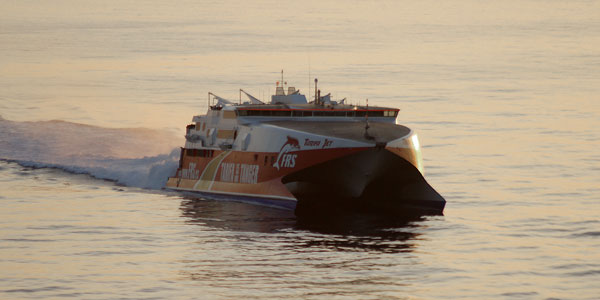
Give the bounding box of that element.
[273,136,299,170]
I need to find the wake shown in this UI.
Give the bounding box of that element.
[0,116,182,189]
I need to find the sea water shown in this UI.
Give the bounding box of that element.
[1,1,599,299]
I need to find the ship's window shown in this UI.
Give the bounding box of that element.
[384,110,397,117]
[271,156,276,165]
[334,111,346,117]
[368,111,384,117]
[189,149,211,157]
[264,155,268,166]
[346,111,355,117]
[273,110,291,117]
[302,111,312,117]
[314,111,335,117]
[241,110,297,117]
[202,122,206,131]
[254,154,258,161]
[292,111,303,117]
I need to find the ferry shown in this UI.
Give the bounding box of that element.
[166,76,445,215]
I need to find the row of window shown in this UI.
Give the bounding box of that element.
[262,154,276,166]
[186,149,215,157]
[185,149,276,167]
[237,110,397,117]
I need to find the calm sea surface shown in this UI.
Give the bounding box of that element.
[1,1,599,299]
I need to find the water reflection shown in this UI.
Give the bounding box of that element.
[293,214,425,253]
[180,198,297,233]
[180,197,429,253]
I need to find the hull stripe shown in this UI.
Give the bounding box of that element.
[193,151,232,191]
[168,186,296,202]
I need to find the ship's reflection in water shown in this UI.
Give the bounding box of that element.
[178,197,437,297]
[180,197,429,253]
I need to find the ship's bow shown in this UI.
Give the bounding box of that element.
[282,131,445,216]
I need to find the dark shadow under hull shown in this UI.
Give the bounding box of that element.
[282,147,446,216]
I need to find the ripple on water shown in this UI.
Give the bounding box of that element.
[3,286,73,294]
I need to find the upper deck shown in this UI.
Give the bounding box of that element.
[185,79,405,151]
[206,81,399,121]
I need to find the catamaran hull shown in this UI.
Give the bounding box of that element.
[284,147,445,216]
[166,146,445,216]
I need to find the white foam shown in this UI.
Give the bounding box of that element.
[0,116,183,189]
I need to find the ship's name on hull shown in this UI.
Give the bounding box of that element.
[181,162,200,180]
[220,162,259,184]
[304,138,333,148]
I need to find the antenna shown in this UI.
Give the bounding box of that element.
[314,78,318,105]
[364,98,374,140]
[366,98,369,128]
